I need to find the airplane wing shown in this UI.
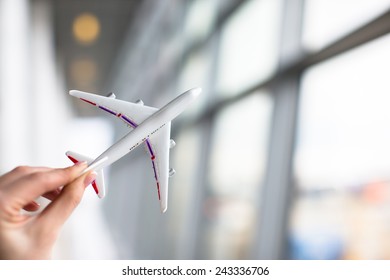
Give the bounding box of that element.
[146,121,171,213]
[70,90,158,128]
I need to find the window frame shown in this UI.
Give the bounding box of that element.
[185,0,390,259]
[107,0,390,259]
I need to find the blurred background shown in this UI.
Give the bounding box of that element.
[0,0,390,259]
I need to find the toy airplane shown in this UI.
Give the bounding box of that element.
[66,87,201,213]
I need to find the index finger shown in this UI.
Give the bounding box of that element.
[1,162,87,210]
[0,166,52,188]
[36,170,96,234]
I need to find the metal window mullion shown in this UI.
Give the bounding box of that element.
[252,0,304,259]
[191,27,223,261]
[254,76,301,259]
[192,8,390,129]
[174,16,224,259]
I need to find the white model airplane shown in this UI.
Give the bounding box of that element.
[66,87,201,213]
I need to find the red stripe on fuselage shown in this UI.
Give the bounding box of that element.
[157,182,161,200]
[80,98,96,106]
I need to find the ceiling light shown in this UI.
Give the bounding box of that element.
[70,58,98,88]
[72,13,100,45]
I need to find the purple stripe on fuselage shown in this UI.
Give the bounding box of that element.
[152,160,158,180]
[146,140,158,182]
[145,139,154,157]
[120,115,138,128]
[119,114,158,183]
[99,106,116,116]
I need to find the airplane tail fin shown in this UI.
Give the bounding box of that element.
[65,151,106,198]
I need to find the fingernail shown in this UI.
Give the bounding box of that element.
[84,171,97,187]
[74,161,88,174]
[33,201,41,207]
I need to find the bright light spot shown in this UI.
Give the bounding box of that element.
[72,13,100,45]
[70,58,98,88]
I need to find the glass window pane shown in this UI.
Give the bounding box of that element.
[178,49,211,120]
[291,34,390,259]
[216,0,282,97]
[202,92,273,259]
[303,0,390,50]
[166,126,202,258]
[184,0,218,44]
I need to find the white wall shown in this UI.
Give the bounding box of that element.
[0,0,117,259]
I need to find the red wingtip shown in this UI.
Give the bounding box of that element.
[92,181,99,194]
[67,155,78,164]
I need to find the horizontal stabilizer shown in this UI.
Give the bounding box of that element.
[65,151,106,198]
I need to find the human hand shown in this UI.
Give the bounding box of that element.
[0,162,96,259]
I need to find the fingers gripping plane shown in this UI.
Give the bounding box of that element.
[66,88,201,213]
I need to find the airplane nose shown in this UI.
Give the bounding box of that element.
[192,87,202,97]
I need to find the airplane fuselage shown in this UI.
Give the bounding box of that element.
[89,88,200,170]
